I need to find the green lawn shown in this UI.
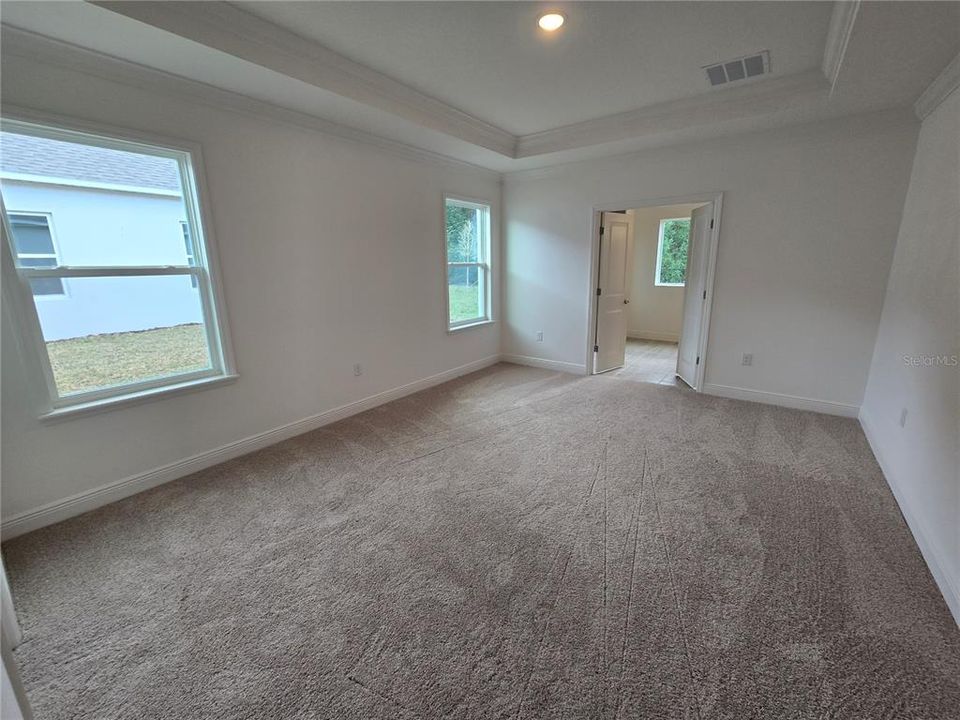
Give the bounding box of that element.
[47,323,210,396]
[448,283,482,323]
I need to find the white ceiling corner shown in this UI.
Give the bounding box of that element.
[914,51,960,120]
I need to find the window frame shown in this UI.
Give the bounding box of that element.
[654,217,690,287]
[6,211,68,300]
[443,195,493,332]
[0,111,237,420]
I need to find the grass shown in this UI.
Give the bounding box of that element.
[47,323,210,396]
[449,283,482,324]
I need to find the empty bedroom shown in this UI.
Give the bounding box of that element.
[1,2,958,718]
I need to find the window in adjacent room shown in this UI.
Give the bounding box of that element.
[0,118,234,414]
[655,217,690,286]
[444,197,491,330]
[7,213,65,297]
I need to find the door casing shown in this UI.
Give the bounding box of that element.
[585,192,723,391]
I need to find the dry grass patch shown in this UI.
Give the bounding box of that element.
[47,323,210,396]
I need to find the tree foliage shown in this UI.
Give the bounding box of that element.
[446,204,479,287]
[658,219,689,285]
[445,205,477,264]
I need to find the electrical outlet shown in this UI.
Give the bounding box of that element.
[353,363,362,377]
[536,331,543,342]
[741,353,753,366]
[899,408,908,428]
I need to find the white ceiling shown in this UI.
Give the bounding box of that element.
[1,1,957,172]
[235,1,834,135]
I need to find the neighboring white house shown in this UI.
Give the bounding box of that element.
[1,133,202,341]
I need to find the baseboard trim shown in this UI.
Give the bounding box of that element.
[859,410,960,626]
[702,383,859,417]
[500,354,587,375]
[0,354,502,540]
[627,331,680,343]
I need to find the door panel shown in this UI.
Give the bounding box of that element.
[594,212,633,373]
[676,203,711,387]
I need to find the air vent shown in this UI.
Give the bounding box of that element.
[704,51,770,87]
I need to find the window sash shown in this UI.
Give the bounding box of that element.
[18,265,199,278]
[448,264,489,328]
[446,261,489,269]
[11,265,218,406]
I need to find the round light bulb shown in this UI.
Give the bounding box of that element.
[538,13,565,32]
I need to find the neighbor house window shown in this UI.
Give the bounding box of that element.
[7,213,64,297]
[181,221,198,288]
[655,218,690,286]
[1,119,234,414]
[444,197,491,329]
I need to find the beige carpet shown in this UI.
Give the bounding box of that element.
[4,363,958,719]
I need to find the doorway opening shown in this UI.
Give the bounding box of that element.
[587,193,722,391]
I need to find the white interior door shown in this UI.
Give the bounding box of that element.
[594,211,634,373]
[676,203,712,387]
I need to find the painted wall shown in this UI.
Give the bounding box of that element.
[1,180,201,340]
[626,203,701,342]
[503,110,918,410]
[860,89,959,623]
[1,52,501,522]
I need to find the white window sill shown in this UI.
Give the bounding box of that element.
[39,373,239,424]
[447,319,495,334]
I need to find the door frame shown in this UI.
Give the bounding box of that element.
[585,191,723,391]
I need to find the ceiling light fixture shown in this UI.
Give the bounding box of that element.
[538,13,565,32]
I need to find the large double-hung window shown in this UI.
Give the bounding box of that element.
[0,117,234,416]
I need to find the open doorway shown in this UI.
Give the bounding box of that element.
[587,193,722,391]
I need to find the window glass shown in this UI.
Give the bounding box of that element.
[445,204,480,263]
[39,276,211,396]
[656,218,690,286]
[448,266,484,325]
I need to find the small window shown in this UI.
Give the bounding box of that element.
[445,197,491,330]
[655,218,690,287]
[1,119,234,412]
[7,213,64,297]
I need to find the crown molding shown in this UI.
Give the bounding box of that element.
[914,51,960,120]
[0,26,503,181]
[92,1,518,158]
[515,69,829,158]
[504,105,916,183]
[822,0,861,93]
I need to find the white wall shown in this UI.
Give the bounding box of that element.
[860,89,959,623]
[503,110,918,410]
[2,181,201,340]
[0,52,500,524]
[626,203,701,342]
